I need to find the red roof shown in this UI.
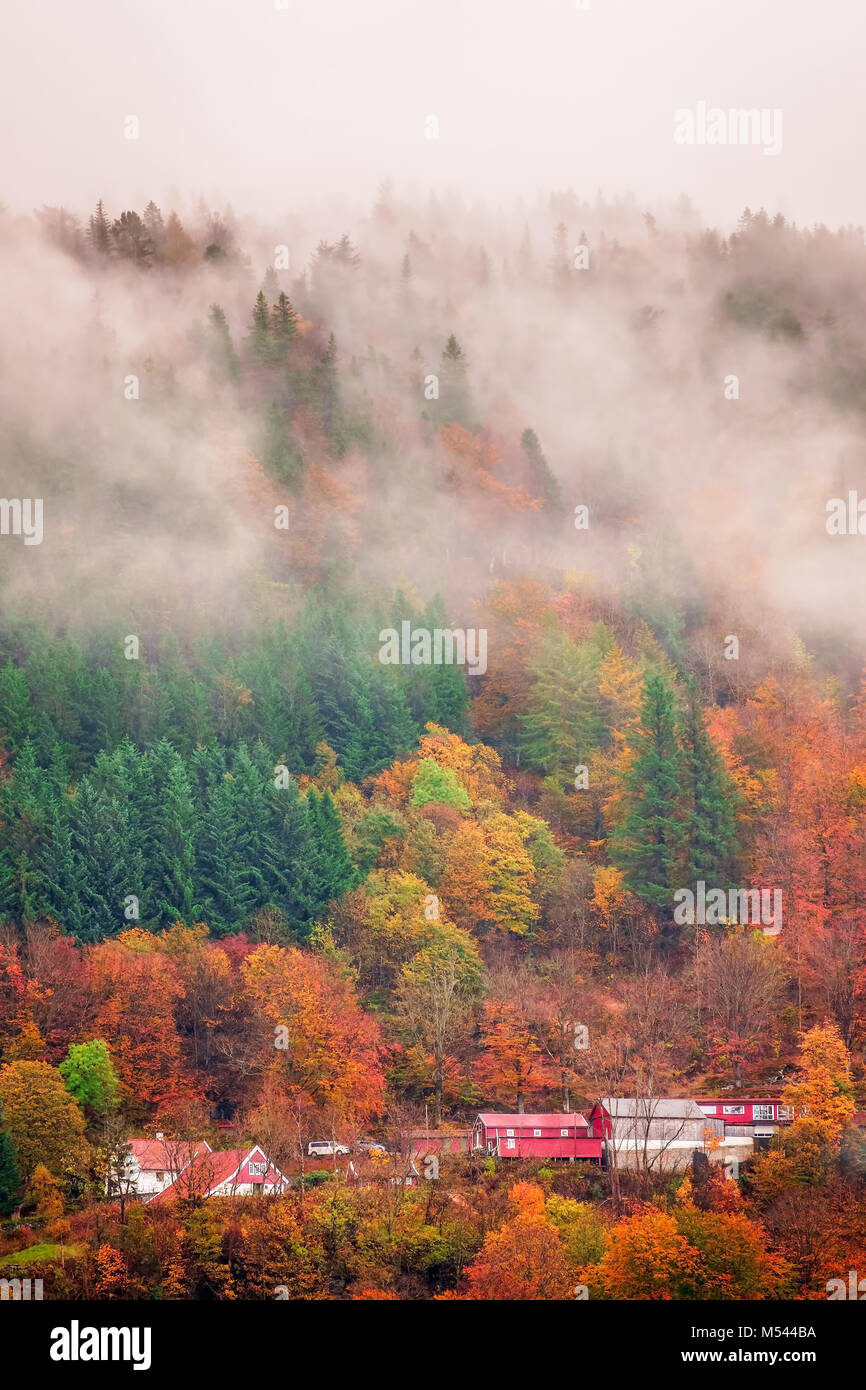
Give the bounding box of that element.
[477,1113,588,1128]
[147,1145,286,1204]
[129,1137,210,1171]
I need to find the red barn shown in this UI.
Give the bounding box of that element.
[473,1113,602,1163]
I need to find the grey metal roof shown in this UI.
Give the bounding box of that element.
[601,1098,708,1120]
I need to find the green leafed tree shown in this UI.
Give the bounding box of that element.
[410,757,471,811]
[58,1038,120,1116]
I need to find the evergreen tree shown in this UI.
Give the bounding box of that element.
[262,265,280,304]
[0,1120,21,1214]
[145,741,201,924]
[44,777,144,941]
[270,292,298,353]
[305,789,355,913]
[313,333,341,437]
[111,210,154,266]
[610,672,684,920]
[520,428,563,512]
[207,304,240,382]
[246,290,272,365]
[679,677,740,886]
[143,201,165,258]
[87,200,111,258]
[519,626,604,779]
[262,402,304,491]
[439,334,471,424]
[194,743,267,933]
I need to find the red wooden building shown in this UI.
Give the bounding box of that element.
[473,1113,602,1163]
[694,1098,793,1149]
[695,1098,793,1126]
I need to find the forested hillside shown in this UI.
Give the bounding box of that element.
[0,190,864,1300]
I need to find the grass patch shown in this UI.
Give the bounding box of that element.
[0,1243,85,1266]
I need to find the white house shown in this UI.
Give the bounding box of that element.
[115,1134,213,1199]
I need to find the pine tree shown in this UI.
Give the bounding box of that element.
[262,402,303,490]
[679,677,740,886]
[143,201,165,258]
[87,200,111,258]
[262,265,280,304]
[145,741,201,925]
[194,744,267,933]
[313,333,341,437]
[610,672,684,918]
[247,290,272,366]
[440,334,470,425]
[111,210,154,266]
[208,304,240,382]
[551,221,571,292]
[520,428,563,512]
[270,292,298,353]
[520,627,604,779]
[0,1120,22,1214]
[305,789,355,914]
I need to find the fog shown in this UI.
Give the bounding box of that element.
[2,0,866,688]
[2,0,865,227]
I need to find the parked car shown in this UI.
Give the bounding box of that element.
[307,1140,350,1157]
[356,1138,389,1156]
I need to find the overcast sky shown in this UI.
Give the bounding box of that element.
[2,0,864,229]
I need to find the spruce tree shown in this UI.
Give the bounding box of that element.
[208,304,240,382]
[270,292,298,353]
[520,428,563,512]
[610,672,684,917]
[679,677,740,887]
[87,199,111,258]
[246,290,272,366]
[0,1120,21,1214]
[440,334,470,425]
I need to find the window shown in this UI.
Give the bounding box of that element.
[533,1129,541,1137]
[506,1139,515,1150]
[699,1105,717,1116]
[753,1104,774,1121]
[505,1129,514,1137]
[249,1161,267,1177]
[723,1105,745,1115]
[778,1106,794,1121]
[560,1129,569,1137]
[156,1171,164,1183]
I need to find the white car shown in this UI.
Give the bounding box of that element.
[307,1140,350,1158]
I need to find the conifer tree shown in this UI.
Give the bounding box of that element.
[610,672,684,918]
[270,292,298,352]
[87,199,111,258]
[208,304,240,381]
[520,428,563,512]
[247,290,272,366]
[0,1120,21,1214]
[679,677,740,886]
[440,334,471,424]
